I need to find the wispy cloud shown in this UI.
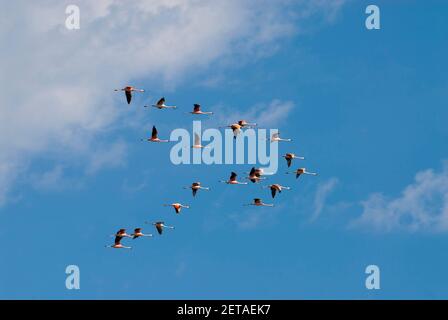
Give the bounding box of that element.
[351,162,448,232]
[28,165,85,192]
[0,162,25,206]
[0,0,346,207]
[230,202,286,230]
[86,141,127,175]
[30,165,65,192]
[232,210,264,230]
[211,99,295,129]
[311,177,339,222]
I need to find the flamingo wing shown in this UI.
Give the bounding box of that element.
[157,97,165,106]
[193,104,201,112]
[114,236,123,245]
[271,187,277,198]
[230,172,237,181]
[155,224,163,235]
[125,91,132,104]
[151,126,158,139]
[232,127,240,138]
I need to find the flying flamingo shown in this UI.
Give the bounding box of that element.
[146,221,175,235]
[246,167,266,183]
[220,123,242,139]
[105,237,132,249]
[283,153,305,167]
[263,183,291,198]
[220,172,248,185]
[105,229,132,249]
[238,120,257,128]
[142,126,169,143]
[163,203,190,214]
[184,182,210,197]
[192,133,208,148]
[131,228,153,239]
[287,168,318,179]
[114,86,144,104]
[244,198,274,207]
[189,104,213,115]
[270,132,292,142]
[145,97,177,110]
[111,228,132,239]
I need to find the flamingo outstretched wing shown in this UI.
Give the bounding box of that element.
[125,91,132,104]
[151,126,158,139]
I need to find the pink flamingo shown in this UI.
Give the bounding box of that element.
[114,86,144,104]
[220,172,248,185]
[184,182,210,197]
[189,104,213,115]
[244,198,274,207]
[145,97,177,110]
[142,126,169,143]
[163,203,190,214]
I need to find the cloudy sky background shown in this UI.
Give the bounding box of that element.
[1,0,447,299]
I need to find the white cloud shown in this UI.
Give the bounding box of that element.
[311,177,338,221]
[30,165,65,191]
[230,203,287,230]
[0,163,25,206]
[252,100,296,128]
[352,162,448,232]
[86,140,127,174]
[0,0,346,206]
[232,210,264,230]
[211,99,295,129]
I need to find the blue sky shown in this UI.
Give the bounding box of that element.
[1,0,448,299]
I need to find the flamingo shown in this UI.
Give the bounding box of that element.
[220,123,242,139]
[244,198,274,207]
[263,183,291,198]
[163,203,190,214]
[184,182,210,197]
[142,126,169,143]
[246,167,266,183]
[105,237,132,249]
[192,133,208,148]
[131,228,153,239]
[145,97,176,110]
[114,86,144,105]
[189,104,213,115]
[220,172,248,185]
[287,168,318,179]
[146,221,175,235]
[111,228,132,239]
[238,120,257,128]
[105,229,132,249]
[270,132,292,142]
[283,153,305,168]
